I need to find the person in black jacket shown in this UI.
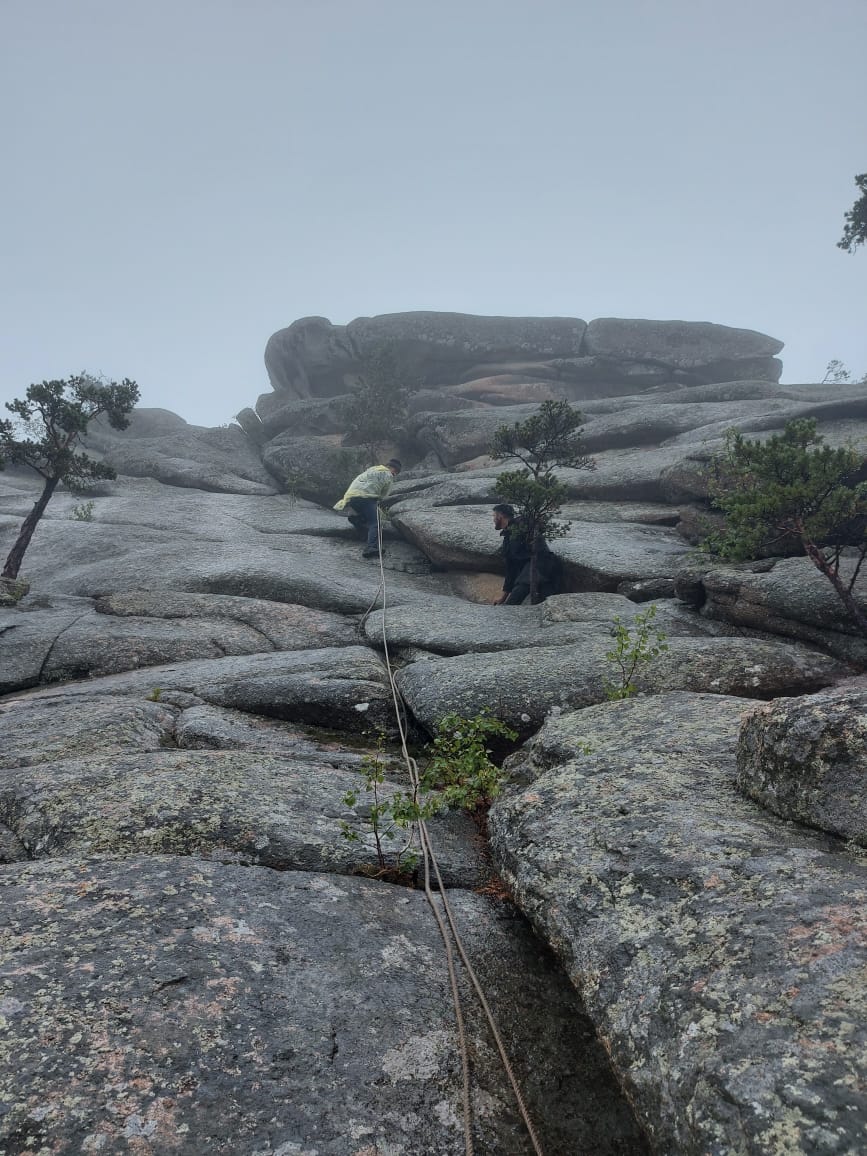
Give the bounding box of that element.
[492,503,561,605]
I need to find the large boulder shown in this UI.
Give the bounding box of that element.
[0,747,486,886]
[0,593,358,691]
[363,596,730,658]
[695,557,867,666]
[12,647,400,736]
[737,682,867,845]
[263,313,785,406]
[584,317,783,383]
[261,433,366,505]
[489,692,867,1154]
[264,312,588,400]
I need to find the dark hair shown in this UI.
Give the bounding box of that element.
[492,503,515,519]
[386,458,402,472]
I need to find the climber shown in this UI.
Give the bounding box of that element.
[492,503,561,604]
[334,459,402,558]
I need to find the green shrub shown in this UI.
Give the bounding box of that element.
[604,605,669,700]
[70,500,95,521]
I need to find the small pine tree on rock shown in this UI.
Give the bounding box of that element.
[490,399,594,602]
[838,172,867,254]
[0,374,140,580]
[704,418,867,636]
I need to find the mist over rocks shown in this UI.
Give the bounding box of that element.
[5,309,867,1153]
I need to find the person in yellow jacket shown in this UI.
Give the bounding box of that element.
[334,459,402,557]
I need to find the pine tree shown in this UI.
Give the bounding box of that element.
[705,418,867,635]
[0,374,140,579]
[490,400,594,602]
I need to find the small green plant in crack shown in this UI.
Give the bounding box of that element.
[340,714,517,880]
[420,711,518,813]
[146,687,162,702]
[340,740,441,880]
[69,500,95,521]
[604,604,669,700]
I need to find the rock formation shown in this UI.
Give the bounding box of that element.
[2,311,867,1154]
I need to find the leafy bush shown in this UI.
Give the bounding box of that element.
[340,713,518,878]
[421,711,518,811]
[70,500,95,522]
[604,604,669,700]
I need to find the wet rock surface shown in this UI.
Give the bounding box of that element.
[395,634,849,736]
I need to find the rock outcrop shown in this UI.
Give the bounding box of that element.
[5,310,867,1154]
[263,313,782,403]
[737,681,867,845]
[490,693,867,1154]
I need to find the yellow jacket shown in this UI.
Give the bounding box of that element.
[334,465,395,510]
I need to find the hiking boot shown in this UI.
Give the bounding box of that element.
[362,547,380,559]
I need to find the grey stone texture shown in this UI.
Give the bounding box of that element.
[737,681,867,845]
[395,635,849,737]
[0,857,647,1155]
[7,310,867,1154]
[263,311,781,407]
[490,692,867,1154]
[83,407,278,494]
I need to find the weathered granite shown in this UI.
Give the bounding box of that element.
[696,557,867,666]
[261,433,368,505]
[0,856,648,1155]
[490,692,867,1154]
[263,312,784,404]
[395,635,849,736]
[363,597,731,658]
[0,483,453,614]
[12,648,400,737]
[583,317,784,382]
[82,408,279,495]
[0,603,90,693]
[0,748,486,886]
[737,682,867,845]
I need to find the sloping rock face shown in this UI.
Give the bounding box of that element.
[489,693,867,1154]
[6,310,867,1153]
[83,408,279,494]
[2,857,645,1155]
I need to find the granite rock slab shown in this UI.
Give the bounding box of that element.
[0,856,648,1155]
[0,749,487,886]
[395,635,848,736]
[737,682,867,846]
[489,692,867,1154]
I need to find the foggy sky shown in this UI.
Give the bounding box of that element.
[2,0,866,427]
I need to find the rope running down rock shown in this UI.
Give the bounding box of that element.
[359,508,545,1156]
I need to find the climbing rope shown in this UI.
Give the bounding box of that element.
[361,506,545,1156]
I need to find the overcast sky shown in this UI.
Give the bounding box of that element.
[2,0,865,427]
